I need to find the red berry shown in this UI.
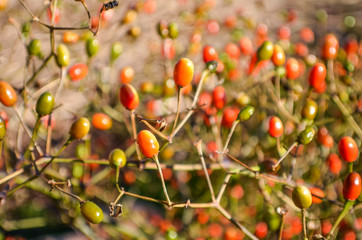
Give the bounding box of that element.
[68,63,88,82]
[255,222,268,239]
[322,34,339,60]
[321,221,332,236]
[119,84,139,110]
[338,136,358,162]
[299,27,314,43]
[225,43,241,59]
[268,116,283,138]
[309,63,326,90]
[239,37,253,56]
[327,153,342,175]
[309,187,325,204]
[221,107,240,129]
[212,86,226,109]
[343,172,361,201]
[161,39,175,60]
[203,45,219,63]
[277,25,291,40]
[285,58,301,80]
[295,42,308,57]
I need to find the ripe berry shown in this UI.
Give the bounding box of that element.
[0,81,17,107]
[63,31,79,44]
[255,222,268,239]
[268,116,283,138]
[309,187,325,204]
[309,63,326,90]
[173,58,194,87]
[108,148,127,169]
[285,58,301,80]
[299,27,314,43]
[239,37,253,55]
[225,43,240,59]
[137,130,159,158]
[278,25,291,40]
[295,42,308,57]
[80,201,103,224]
[119,66,134,84]
[119,84,139,110]
[36,92,55,117]
[69,117,90,140]
[322,34,339,60]
[343,172,361,201]
[221,107,240,129]
[271,44,285,66]
[338,136,358,162]
[92,113,112,130]
[327,153,342,175]
[203,46,219,63]
[212,86,226,110]
[68,63,88,82]
[292,185,312,209]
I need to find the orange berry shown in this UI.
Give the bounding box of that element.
[119,66,135,84]
[0,81,17,107]
[173,58,194,87]
[92,113,112,130]
[137,130,159,158]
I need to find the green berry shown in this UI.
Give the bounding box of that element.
[298,126,316,145]
[238,105,255,121]
[86,38,99,58]
[108,148,127,169]
[56,44,70,67]
[292,185,312,209]
[75,143,89,159]
[257,40,274,61]
[80,201,103,224]
[110,42,123,62]
[36,92,54,117]
[0,116,5,140]
[168,22,179,39]
[28,39,43,58]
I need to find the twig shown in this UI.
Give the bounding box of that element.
[332,94,362,140]
[272,142,299,171]
[194,140,216,202]
[171,86,182,135]
[130,111,142,160]
[223,120,240,153]
[152,155,172,206]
